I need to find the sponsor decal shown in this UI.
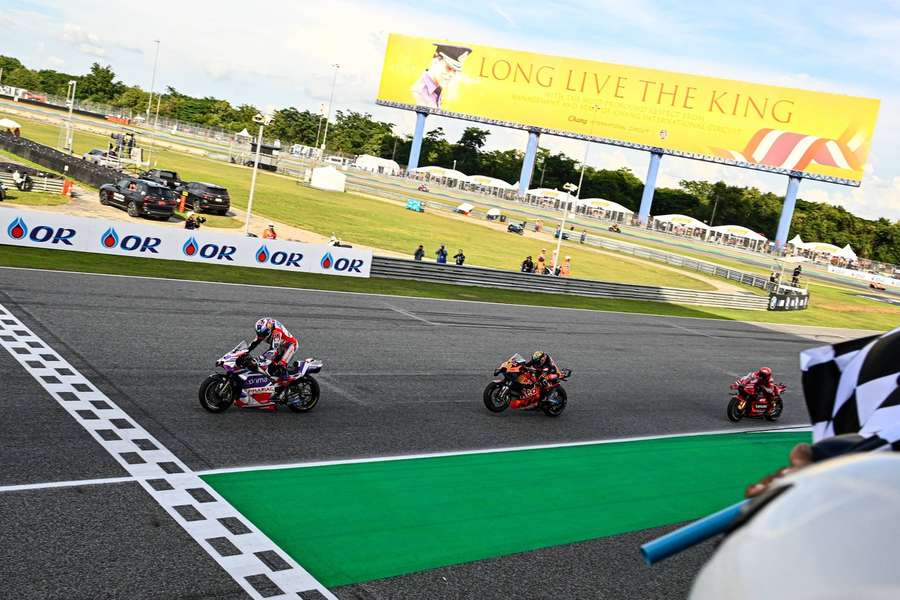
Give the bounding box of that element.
[256,245,302,267]
[99,227,160,253]
[183,237,199,257]
[320,251,365,273]
[6,216,75,245]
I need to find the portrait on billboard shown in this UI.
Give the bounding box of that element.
[411,43,471,109]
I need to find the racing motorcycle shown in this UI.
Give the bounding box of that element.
[483,353,572,417]
[726,375,786,422]
[198,341,323,413]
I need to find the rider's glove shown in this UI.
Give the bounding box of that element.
[267,362,284,378]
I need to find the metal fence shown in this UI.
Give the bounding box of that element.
[347,181,777,294]
[371,256,768,310]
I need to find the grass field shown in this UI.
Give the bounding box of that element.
[2,245,897,329]
[1,190,69,207]
[0,109,718,291]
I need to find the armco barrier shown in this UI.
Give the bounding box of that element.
[0,172,64,194]
[0,207,372,278]
[0,133,122,190]
[370,257,769,310]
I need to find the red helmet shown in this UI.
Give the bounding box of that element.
[758,367,772,381]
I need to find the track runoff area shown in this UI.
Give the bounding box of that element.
[0,267,819,599]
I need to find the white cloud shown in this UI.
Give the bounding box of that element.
[61,23,107,57]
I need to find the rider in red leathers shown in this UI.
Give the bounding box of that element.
[248,318,298,379]
[739,367,776,404]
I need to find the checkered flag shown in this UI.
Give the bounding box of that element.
[800,327,900,450]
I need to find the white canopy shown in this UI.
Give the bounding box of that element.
[354,154,400,175]
[788,234,805,248]
[236,128,252,138]
[836,244,858,260]
[486,208,501,217]
[468,174,515,189]
[527,188,571,201]
[456,202,475,213]
[310,166,346,193]
[417,165,468,180]
[578,198,634,213]
[803,242,843,255]
[710,224,768,241]
[653,214,710,229]
[0,118,21,129]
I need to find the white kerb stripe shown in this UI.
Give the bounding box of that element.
[0,304,335,600]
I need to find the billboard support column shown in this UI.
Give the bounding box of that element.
[774,175,802,252]
[517,130,540,197]
[407,111,427,175]
[637,151,663,224]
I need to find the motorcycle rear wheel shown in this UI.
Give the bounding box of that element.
[287,377,320,413]
[199,374,234,413]
[726,397,745,422]
[765,398,783,421]
[483,382,510,413]
[541,387,567,417]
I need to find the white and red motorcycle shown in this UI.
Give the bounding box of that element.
[198,341,322,413]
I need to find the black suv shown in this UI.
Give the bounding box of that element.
[140,169,181,189]
[176,182,231,215]
[99,177,178,219]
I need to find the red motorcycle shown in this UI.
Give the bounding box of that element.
[483,354,572,417]
[727,374,786,422]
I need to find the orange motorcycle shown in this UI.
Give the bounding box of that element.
[483,354,572,417]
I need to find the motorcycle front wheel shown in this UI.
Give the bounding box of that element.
[483,381,510,413]
[765,398,783,421]
[541,387,567,417]
[199,374,235,413]
[287,377,320,413]
[726,397,745,422]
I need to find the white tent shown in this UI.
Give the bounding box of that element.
[527,188,571,201]
[836,244,858,261]
[354,154,401,175]
[486,208,501,218]
[416,166,468,180]
[653,214,710,229]
[803,242,843,255]
[788,234,805,248]
[236,128,252,138]
[468,175,515,189]
[310,166,346,192]
[455,202,475,215]
[576,198,633,213]
[0,118,22,129]
[710,224,767,241]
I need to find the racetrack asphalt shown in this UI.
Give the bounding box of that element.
[0,267,824,599]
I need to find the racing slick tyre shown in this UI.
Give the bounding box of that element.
[541,386,567,417]
[483,381,510,413]
[287,376,320,413]
[765,398,783,422]
[127,201,140,217]
[198,374,234,413]
[727,397,745,422]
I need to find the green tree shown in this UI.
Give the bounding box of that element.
[268,107,321,146]
[77,63,125,102]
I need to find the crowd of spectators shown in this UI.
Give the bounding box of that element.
[521,248,571,277]
[413,243,465,265]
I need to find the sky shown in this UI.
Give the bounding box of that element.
[3,0,900,222]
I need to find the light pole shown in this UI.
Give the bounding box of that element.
[63,80,77,153]
[319,64,340,160]
[146,40,161,124]
[553,182,578,271]
[244,113,273,236]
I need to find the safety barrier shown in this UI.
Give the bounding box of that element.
[0,133,122,190]
[370,257,769,310]
[0,172,64,193]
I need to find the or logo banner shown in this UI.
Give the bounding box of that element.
[767,291,810,311]
[377,34,880,184]
[1,208,372,278]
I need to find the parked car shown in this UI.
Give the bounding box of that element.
[140,169,181,189]
[175,181,231,215]
[99,177,178,219]
[83,149,113,165]
[507,221,526,235]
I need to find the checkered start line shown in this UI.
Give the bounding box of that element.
[0,303,335,600]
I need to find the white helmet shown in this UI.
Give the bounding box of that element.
[690,453,900,600]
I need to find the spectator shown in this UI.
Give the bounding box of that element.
[580,230,587,244]
[435,244,448,264]
[453,249,466,266]
[521,255,534,273]
[791,264,802,286]
[262,224,277,239]
[414,244,425,261]
[560,256,571,277]
[536,250,547,275]
[184,211,204,230]
[769,270,781,284]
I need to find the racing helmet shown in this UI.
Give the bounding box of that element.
[690,453,900,600]
[255,318,275,337]
[757,367,772,382]
[532,351,546,364]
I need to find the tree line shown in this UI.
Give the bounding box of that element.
[1,55,897,263]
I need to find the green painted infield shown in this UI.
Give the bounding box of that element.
[202,431,807,587]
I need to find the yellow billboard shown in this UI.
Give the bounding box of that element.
[376,34,880,184]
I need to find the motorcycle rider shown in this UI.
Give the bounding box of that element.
[528,351,561,404]
[741,367,776,405]
[248,318,300,404]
